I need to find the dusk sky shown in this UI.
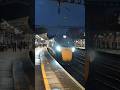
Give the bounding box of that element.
[35,0,85,35]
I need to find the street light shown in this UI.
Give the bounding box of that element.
[63,35,67,38]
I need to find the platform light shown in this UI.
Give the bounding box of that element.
[52,88,61,90]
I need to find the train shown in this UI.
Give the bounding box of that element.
[54,37,75,61]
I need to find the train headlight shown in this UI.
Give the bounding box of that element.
[72,47,75,52]
[56,45,61,52]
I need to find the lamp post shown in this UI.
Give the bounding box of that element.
[63,35,67,39]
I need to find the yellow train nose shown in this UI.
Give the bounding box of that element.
[61,48,72,61]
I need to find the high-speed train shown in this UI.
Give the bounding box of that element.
[54,36,75,61]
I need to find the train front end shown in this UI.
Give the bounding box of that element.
[55,40,75,61]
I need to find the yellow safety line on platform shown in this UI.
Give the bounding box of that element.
[41,64,51,90]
